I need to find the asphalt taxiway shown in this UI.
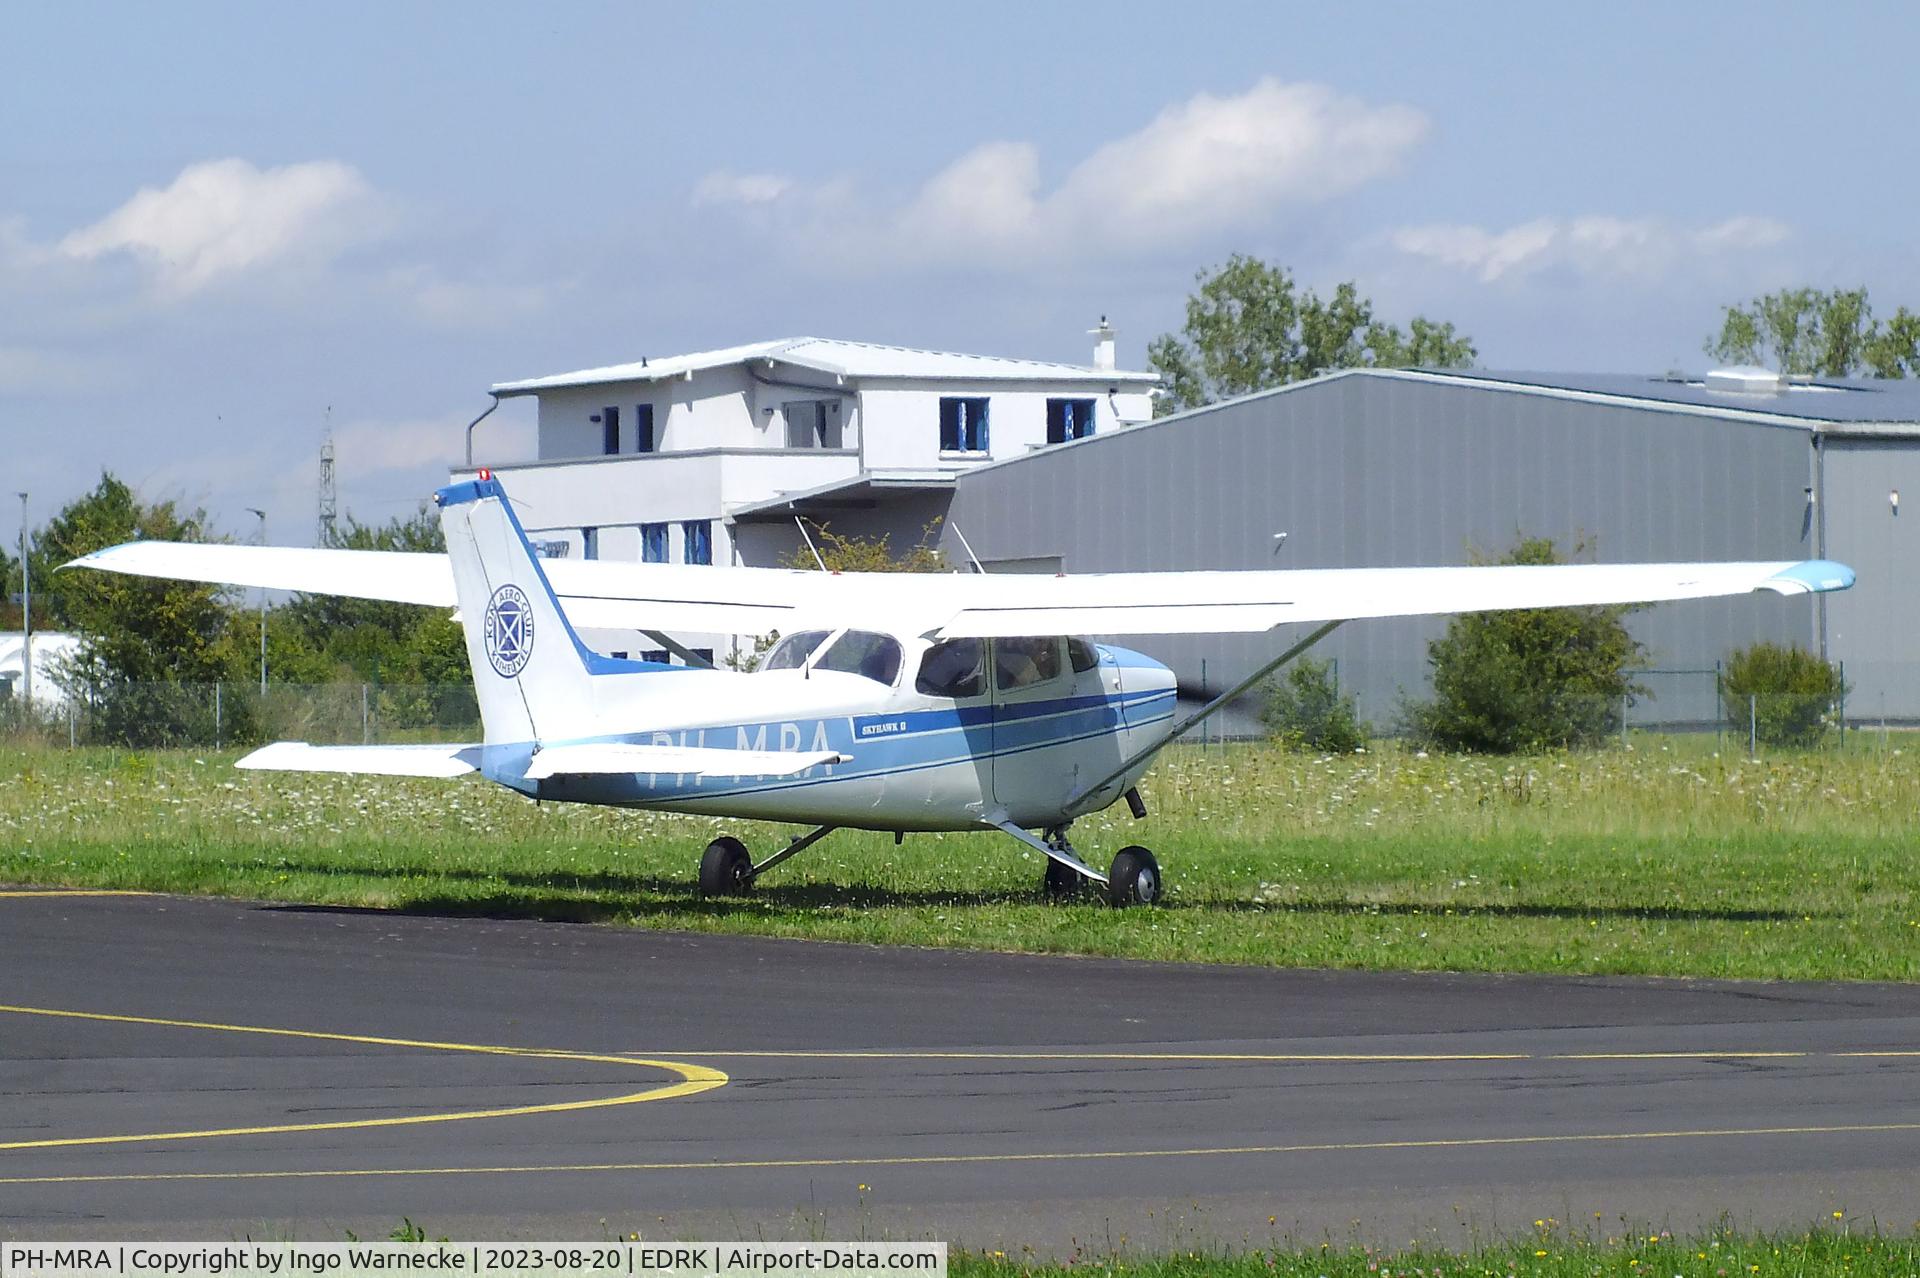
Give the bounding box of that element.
[4,889,1919,1247]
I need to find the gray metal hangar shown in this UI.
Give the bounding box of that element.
[938,367,1920,729]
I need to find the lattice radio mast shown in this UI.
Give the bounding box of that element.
[316,406,337,547]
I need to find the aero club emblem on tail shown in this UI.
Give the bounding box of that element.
[483,584,534,677]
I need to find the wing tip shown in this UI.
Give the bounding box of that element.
[1759,559,1856,595]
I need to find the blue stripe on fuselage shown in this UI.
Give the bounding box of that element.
[500,686,1177,803]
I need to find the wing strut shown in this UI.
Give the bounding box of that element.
[641,630,715,669]
[1065,619,1344,812]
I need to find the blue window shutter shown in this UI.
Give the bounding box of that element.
[682,520,712,565]
[635,404,655,453]
[642,523,668,562]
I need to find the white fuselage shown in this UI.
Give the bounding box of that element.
[480,639,1178,831]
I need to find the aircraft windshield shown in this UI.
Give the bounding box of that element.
[762,630,831,671]
[761,629,903,685]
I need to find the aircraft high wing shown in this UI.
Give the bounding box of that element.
[70,538,1853,639]
[66,474,1855,908]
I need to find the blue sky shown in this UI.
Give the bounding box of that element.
[6,1,1917,547]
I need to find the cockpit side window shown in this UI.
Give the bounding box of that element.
[1067,637,1100,674]
[762,630,831,671]
[915,637,984,698]
[995,636,1063,691]
[815,630,904,686]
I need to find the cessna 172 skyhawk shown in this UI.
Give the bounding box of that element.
[72,473,1855,906]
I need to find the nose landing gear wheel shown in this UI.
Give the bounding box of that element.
[1043,857,1081,901]
[1107,845,1161,908]
[699,836,753,897]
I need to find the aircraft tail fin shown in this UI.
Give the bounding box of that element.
[435,472,682,744]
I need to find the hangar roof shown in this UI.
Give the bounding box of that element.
[1413,368,1920,429]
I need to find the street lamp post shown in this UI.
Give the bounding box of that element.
[245,508,267,695]
[15,492,27,710]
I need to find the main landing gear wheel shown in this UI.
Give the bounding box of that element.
[1106,845,1162,908]
[699,836,753,897]
[1043,856,1081,901]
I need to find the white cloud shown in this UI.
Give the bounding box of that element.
[691,170,793,207]
[57,158,383,295]
[1389,214,1794,283]
[705,78,1429,268]
[330,417,463,481]
[0,345,105,393]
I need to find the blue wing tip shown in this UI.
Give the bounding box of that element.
[1768,559,1856,594]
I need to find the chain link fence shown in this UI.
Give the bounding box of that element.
[0,667,1902,755]
[0,682,478,749]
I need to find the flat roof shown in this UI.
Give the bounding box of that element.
[493,337,1159,396]
[727,469,957,524]
[1415,368,1920,428]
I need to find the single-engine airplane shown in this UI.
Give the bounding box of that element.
[71,473,1855,906]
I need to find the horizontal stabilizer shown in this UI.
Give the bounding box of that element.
[524,742,850,779]
[236,741,481,778]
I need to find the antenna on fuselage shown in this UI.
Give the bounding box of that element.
[794,516,827,571]
[949,523,987,574]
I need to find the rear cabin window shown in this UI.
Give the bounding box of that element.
[995,637,1062,691]
[916,637,985,698]
[815,630,903,686]
[1067,637,1100,673]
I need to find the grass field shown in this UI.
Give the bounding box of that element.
[947,1224,1920,1276]
[2,738,1917,980]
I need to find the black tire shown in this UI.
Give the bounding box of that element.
[1106,845,1162,908]
[699,836,753,897]
[1043,856,1081,901]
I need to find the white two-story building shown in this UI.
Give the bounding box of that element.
[459,327,1158,662]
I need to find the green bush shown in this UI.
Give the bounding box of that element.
[1722,642,1845,747]
[1402,537,1645,753]
[1262,657,1368,752]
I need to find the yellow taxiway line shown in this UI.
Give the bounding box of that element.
[0,890,151,898]
[0,1004,727,1152]
[5,1120,1919,1187]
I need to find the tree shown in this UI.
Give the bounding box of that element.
[1147,255,1476,414]
[783,521,949,573]
[38,474,239,744]
[275,505,477,726]
[1262,657,1368,753]
[1402,537,1645,753]
[1865,307,1920,378]
[1706,287,1878,376]
[1721,642,1845,748]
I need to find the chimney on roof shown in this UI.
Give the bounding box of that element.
[1090,316,1116,371]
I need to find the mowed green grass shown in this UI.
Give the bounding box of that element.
[949,1224,1920,1277]
[2,737,1917,980]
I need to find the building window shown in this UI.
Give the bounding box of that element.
[784,400,842,449]
[1047,398,1097,444]
[642,649,670,665]
[691,648,714,667]
[601,406,620,455]
[634,403,656,453]
[682,519,712,565]
[610,651,628,660]
[641,522,669,562]
[581,527,599,560]
[939,397,989,452]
